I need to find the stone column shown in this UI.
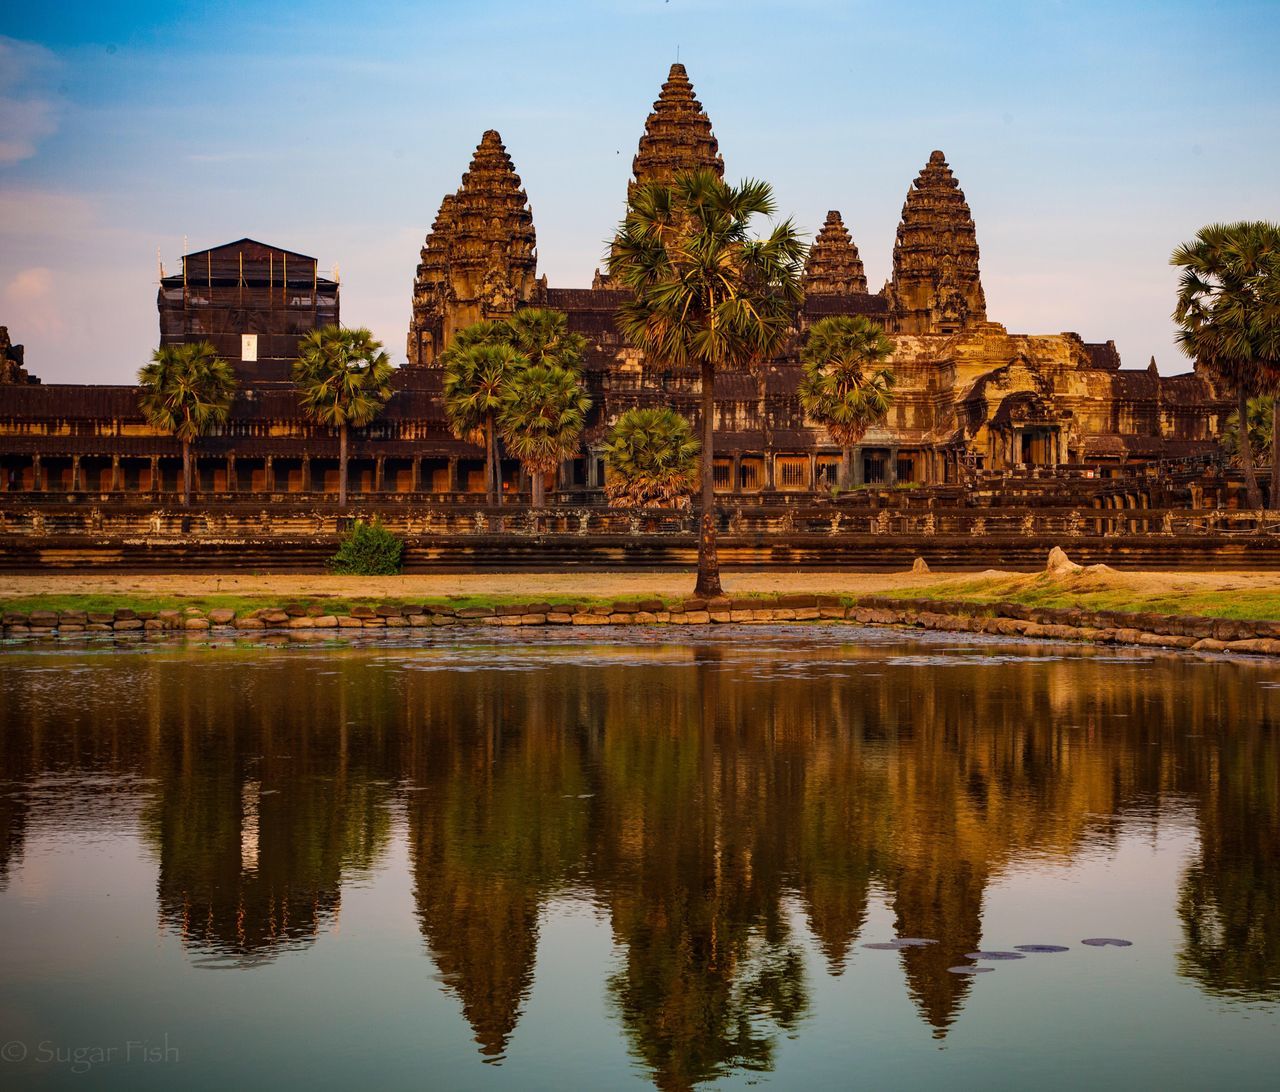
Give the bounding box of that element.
[111,455,122,491]
[148,456,159,494]
[375,455,385,493]
[731,453,742,494]
[301,455,312,493]
[32,454,42,492]
[447,456,460,493]
[587,451,602,490]
[853,446,865,486]
[71,455,81,492]
[887,448,899,485]
[227,455,238,492]
[411,456,422,493]
[764,452,776,491]
[807,453,817,491]
[264,456,275,493]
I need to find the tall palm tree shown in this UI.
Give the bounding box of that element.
[799,316,896,490]
[608,169,805,596]
[137,340,237,506]
[602,406,701,509]
[498,364,591,508]
[442,339,528,505]
[292,326,394,510]
[1172,221,1280,509]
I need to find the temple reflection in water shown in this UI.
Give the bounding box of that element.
[1,633,1277,1089]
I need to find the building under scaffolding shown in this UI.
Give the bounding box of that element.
[157,238,339,384]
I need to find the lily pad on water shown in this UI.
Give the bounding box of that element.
[965,951,1025,960]
[947,965,995,974]
[1014,945,1070,953]
[1081,938,1133,947]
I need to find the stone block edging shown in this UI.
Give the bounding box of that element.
[2,595,1278,657]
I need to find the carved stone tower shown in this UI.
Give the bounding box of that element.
[594,63,727,288]
[886,151,986,335]
[803,211,868,296]
[407,130,539,365]
[629,62,724,199]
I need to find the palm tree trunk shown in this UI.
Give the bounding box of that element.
[840,446,853,491]
[181,439,191,507]
[1239,386,1262,510]
[694,359,722,598]
[339,423,348,510]
[1271,396,1279,510]
[486,414,502,507]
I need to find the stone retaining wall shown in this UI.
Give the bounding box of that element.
[4,595,1280,657]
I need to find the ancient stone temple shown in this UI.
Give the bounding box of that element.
[406,130,541,366]
[0,62,1235,508]
[885,151,987,336]
[804,211,869,297]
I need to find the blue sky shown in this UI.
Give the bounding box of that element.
[2,0,1278,383]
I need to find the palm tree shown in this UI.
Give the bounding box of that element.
[292,326,394,510]
[799,316,896,490]
[1172,221,1280,509]
[502,308,588,374]
[1222,395,1275,469]
[602,407,701,509]
[442,339,528,505]
[137,340,237,506]
[498,363,591,508]
[608,169,805,596]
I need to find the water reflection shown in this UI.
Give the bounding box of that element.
[1,631,1278,1088]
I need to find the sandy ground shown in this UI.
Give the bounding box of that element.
[2,567,1278,601]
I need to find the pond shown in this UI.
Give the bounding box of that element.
[1,626,1278,1089]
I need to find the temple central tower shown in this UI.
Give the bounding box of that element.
[886,150,986,335]
[629,63,724,199]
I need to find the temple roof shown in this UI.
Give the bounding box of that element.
[804,211,868,296]
[181,238,316,263]
[630,63,724,196]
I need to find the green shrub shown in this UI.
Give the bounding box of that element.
[329,518,403,575]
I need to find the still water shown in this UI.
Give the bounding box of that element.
[0,626,1278,1090]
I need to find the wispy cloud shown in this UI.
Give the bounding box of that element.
[2,267,59,337]
[0,36,62,165]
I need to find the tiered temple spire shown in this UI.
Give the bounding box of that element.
[629,62,724,198]
[886,150,986,335]
[407,130,539,365]
[803,211,868,296]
